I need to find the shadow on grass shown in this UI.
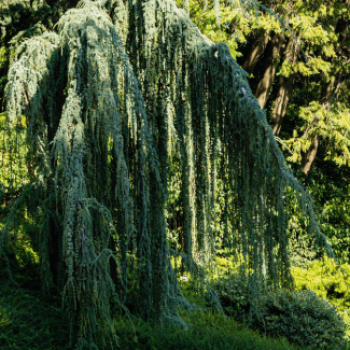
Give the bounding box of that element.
[0,279,69,350]
[0,271,303,350]
[114,310,300,350]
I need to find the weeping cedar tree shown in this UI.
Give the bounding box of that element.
[0,0,335,348]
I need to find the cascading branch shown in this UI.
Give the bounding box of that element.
[0,0,334,348]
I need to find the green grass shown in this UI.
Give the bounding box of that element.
[0,274,303,350]
[115,310,300,350]
[0,280,69,350]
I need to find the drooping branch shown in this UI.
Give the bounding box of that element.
[1,1,336,349]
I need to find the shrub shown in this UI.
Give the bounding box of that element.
[208,274,252,322]
[252,289,347,349]
[211,274,347,349]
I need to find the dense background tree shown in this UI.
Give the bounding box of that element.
[0,0,345,349]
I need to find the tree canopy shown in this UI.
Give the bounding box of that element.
[0,0,340,349]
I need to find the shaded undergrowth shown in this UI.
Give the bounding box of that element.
[2,257,350,350]
[0,280,69,350]
[0,266,301,350]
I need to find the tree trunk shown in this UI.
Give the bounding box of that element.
[240,0,282,75]
[301,133,320,176]
[241,30,270,74]
[271,34,300,135]
[301,81,334,175]
[255,32,284,109]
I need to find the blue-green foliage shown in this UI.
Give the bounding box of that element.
[0,0,343,349]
